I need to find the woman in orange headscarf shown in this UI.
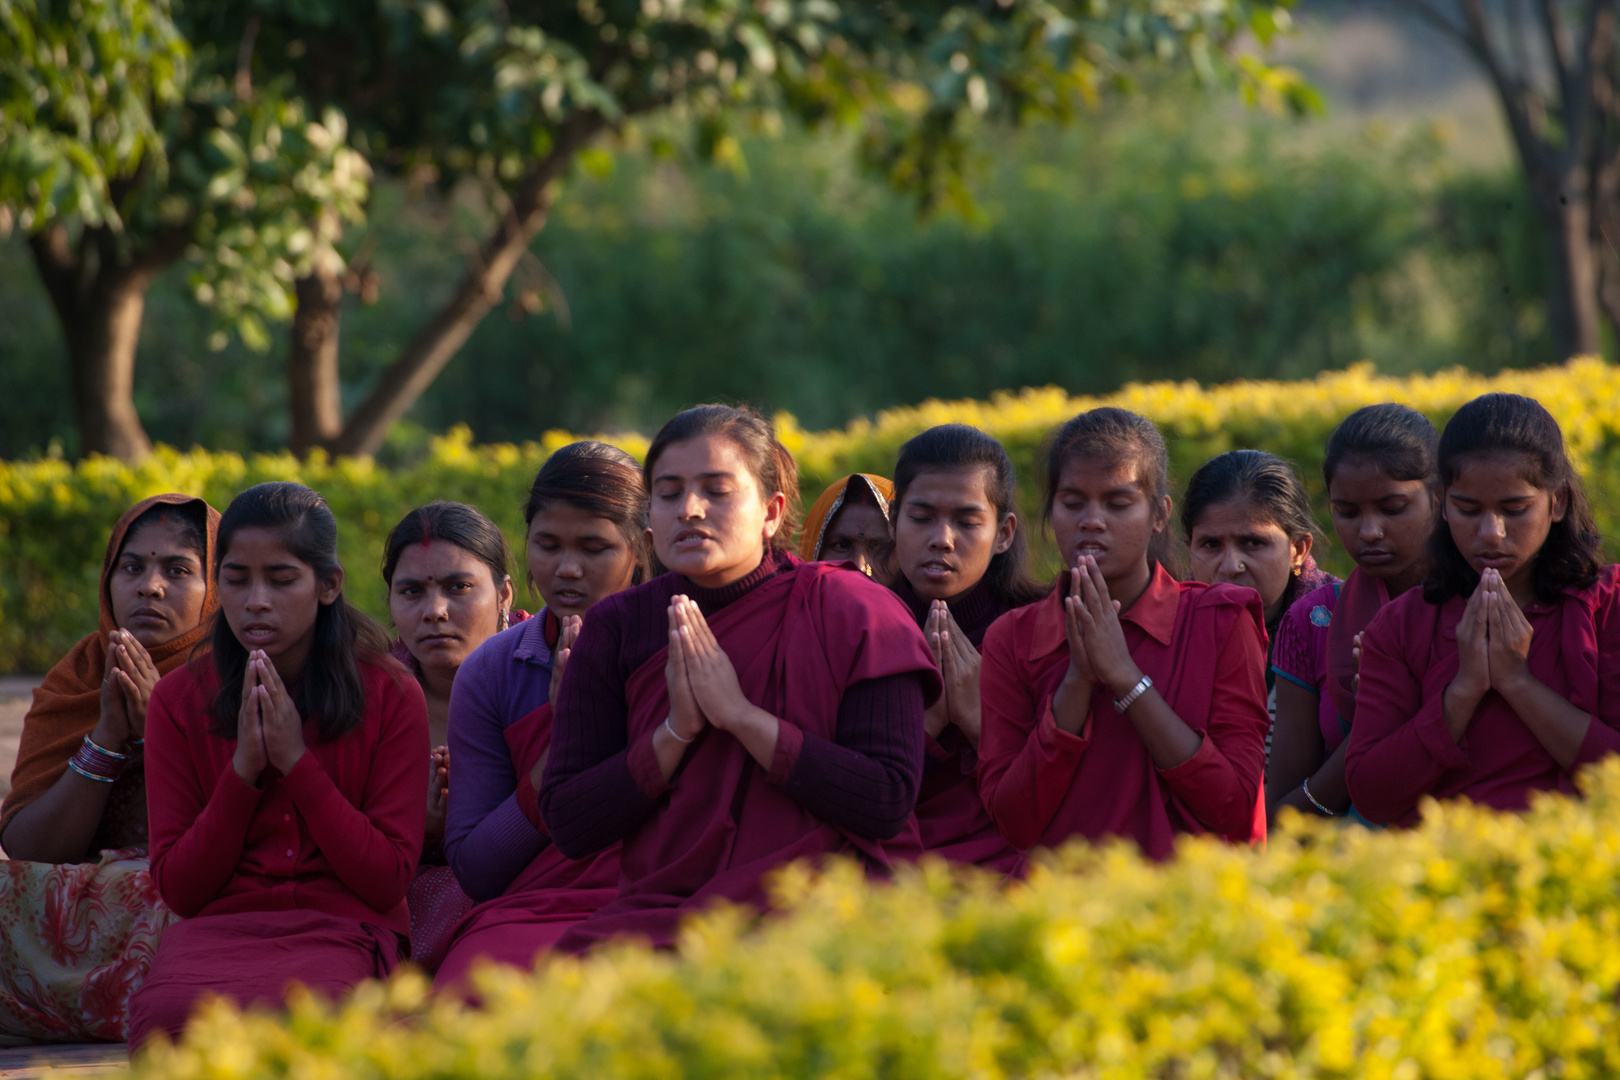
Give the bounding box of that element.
[800,474,895,580]
[0,493,219,1043]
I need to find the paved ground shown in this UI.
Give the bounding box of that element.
[0,677,38,808]
[0,1043,127,1076]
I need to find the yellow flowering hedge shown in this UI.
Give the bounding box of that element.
[130,760,1620,1080]
[6,357,1620,673]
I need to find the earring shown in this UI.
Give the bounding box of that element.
[498,608,510,632]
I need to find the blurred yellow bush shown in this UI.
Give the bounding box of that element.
[7,357,1620,672]
[131,758,1620,1078]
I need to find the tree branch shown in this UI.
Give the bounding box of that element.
[329,111,605,457]
[1537,0,1576,110]
[1561,0,1613,172]
[1453,0,1553,180]
[1399,0,1477,53]
[236,15,261,101]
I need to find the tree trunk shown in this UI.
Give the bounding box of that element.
[1543,189,1605,359]
[288,260,346,455]
[71,274,155,460]
[329,114,602,458]
[27,224,180,461]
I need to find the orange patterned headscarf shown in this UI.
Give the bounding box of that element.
[1,494,220,841]
[799,474,895,562]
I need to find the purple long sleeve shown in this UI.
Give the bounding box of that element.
[541,553,928,857]
[444,614,556,903]
[778,674,925,839]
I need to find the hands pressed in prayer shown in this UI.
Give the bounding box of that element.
[665,599,709,742]
[97,628,159,751]
[673,597,752,733]
[925,601,984,747]
[427,745,450,841]
[547,615,582,708]
[1051,567,1100,734]
[1070,556,1141,698]
[652,596,780,777]
[233,658,270,784]
[253,651,307,775]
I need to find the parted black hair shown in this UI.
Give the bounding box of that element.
[1181,449,1321,547]
[1324,403,1439,488]
[1424,393,1602,604]
[644,405,801,554]
[523,440,652,586]
[383,501,512,592]
[121,501,209,562]
[892,424,1045,608]
[209,482,390,741]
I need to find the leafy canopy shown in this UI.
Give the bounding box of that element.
[0,0,368,348]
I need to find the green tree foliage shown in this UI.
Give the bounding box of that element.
[0,0,368,457]
[191,0,1318,457]
[0,106,1550,459]
[0,109,1553,459]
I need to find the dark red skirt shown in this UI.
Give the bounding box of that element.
[126,909,403,1051]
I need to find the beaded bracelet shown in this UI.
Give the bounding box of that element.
[68,734,128,783]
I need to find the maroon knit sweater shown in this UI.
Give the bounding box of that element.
[540,552,926,858]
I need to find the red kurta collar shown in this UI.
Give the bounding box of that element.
[1030,562,1180,661]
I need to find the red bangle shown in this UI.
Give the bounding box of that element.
[70,735,127,781]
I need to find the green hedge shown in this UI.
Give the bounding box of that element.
[6,358,1620,674]
[133,761,1620,1078]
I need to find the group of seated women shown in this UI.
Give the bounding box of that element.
[2,390,1615,1051]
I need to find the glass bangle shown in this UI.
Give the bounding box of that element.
[1302,775,1337,816]
[67,758,117,783]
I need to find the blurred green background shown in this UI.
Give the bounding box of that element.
[0,3,1557,461]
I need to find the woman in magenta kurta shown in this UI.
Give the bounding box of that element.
[127,483,428,1050]
[1346,394,1620,826]
[977,408,1271,860]
[1268,404,1439,823]
[885,425,1045,873]
[433,442,647,988]
[540,405,939,951]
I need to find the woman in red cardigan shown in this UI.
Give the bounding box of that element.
[977,407,1271,861]
[1346,393,1620,826]
[127,483,428,1050]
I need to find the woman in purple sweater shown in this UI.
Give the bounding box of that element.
[435,442,647,987]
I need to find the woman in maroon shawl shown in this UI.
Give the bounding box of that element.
[540,405,939,952]
[0,494,218,1042]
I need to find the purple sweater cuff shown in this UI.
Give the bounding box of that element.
[447,792,548,904]
[628,728,671,799]
[769,721,805,785]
